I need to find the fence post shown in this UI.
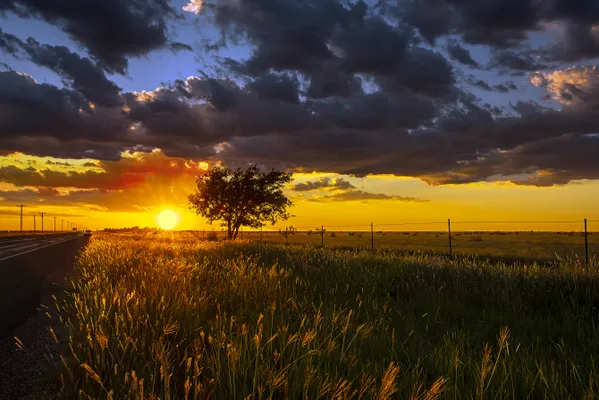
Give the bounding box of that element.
[285,226,288,245]
[585,218,589,272]
[448,218,453,259]
[371,223,374,253]
[321,225,324,248]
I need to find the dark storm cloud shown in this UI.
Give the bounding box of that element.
[419,133,599,186]
[209,0,361,75]
[0,29,122,107]
[396,0,599,63]
[493,81,518,92]
[291,177,355,192]
[375,47,455,97]
[487,50,546,73]
[0,28,20,54]
[312,91,438,131]
[124,88,209,140]
[504,134,599,185]
[468,79,518,93]
[306,69,363,98]
[244,74,300,104]
[0,138,128,162]
[215,71,599,187]
[470,79,493,91]
[330,17,407,75]
[207,0,456,98]
[0,71,129,142]
[0,0,188,74]
[398,0,537,46]
[446,39,480,68]
[4,0,599,189]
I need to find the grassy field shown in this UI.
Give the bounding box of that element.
[51,232,599,399]
[186,230,598,263]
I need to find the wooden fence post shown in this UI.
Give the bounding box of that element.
[448,219,453,259]
[371,223,374,253]
[585,218,589,272]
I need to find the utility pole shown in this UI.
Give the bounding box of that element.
[54,216,56,231]
[40,212,44,232]
[16,204,26,232]
[34,215,37,232]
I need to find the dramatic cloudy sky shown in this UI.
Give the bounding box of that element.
[1,0,599,230]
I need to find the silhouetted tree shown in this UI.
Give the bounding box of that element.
[188,165,293,240]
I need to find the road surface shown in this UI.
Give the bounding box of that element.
[0,234,89,398]
[0,234,82,261]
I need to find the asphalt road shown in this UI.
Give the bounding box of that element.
[0,234,88,336]
[0,234,89,398]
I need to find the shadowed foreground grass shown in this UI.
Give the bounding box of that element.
[51,233,599,399]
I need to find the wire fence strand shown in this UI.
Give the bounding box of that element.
[252,219,597,266]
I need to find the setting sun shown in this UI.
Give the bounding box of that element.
[156,209,180,230]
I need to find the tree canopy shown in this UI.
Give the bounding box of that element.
[188,165,293,240]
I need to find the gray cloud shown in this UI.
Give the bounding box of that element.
[487,49,547,73]
[310,190,428,202]
[0,0,189,74]
[0,29,123,107]
[447,39,480,68]
[493,81,518,92]
[0,71,130,143]
[291,177,355,192]
[3,0,599,189]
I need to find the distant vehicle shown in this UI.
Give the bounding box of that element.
[84,230,92,236]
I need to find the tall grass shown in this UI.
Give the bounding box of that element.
[51,233,599,399]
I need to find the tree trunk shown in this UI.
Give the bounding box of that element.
[227,220,233,240]
[232,224,240,240]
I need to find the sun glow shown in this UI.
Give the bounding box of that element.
[156,209,180,230]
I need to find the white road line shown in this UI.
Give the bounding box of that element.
[0,236,79,261]
[0,241,62,256]
[0,238,59,252]
[0,238,54,251]
[0,237,43,245]
[0,236,71,246]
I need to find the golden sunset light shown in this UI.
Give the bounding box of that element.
[156,209,180,230]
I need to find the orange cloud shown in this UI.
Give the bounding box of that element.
[0,150,209,190]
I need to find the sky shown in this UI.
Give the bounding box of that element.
[1,0,599,232]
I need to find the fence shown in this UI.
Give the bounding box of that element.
[195,219,598,269]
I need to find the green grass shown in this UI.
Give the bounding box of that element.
[231,230,598,263]
[50,233,599,399]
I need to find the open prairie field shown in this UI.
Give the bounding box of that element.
[188,230,599,264]
[50,232,599,399]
